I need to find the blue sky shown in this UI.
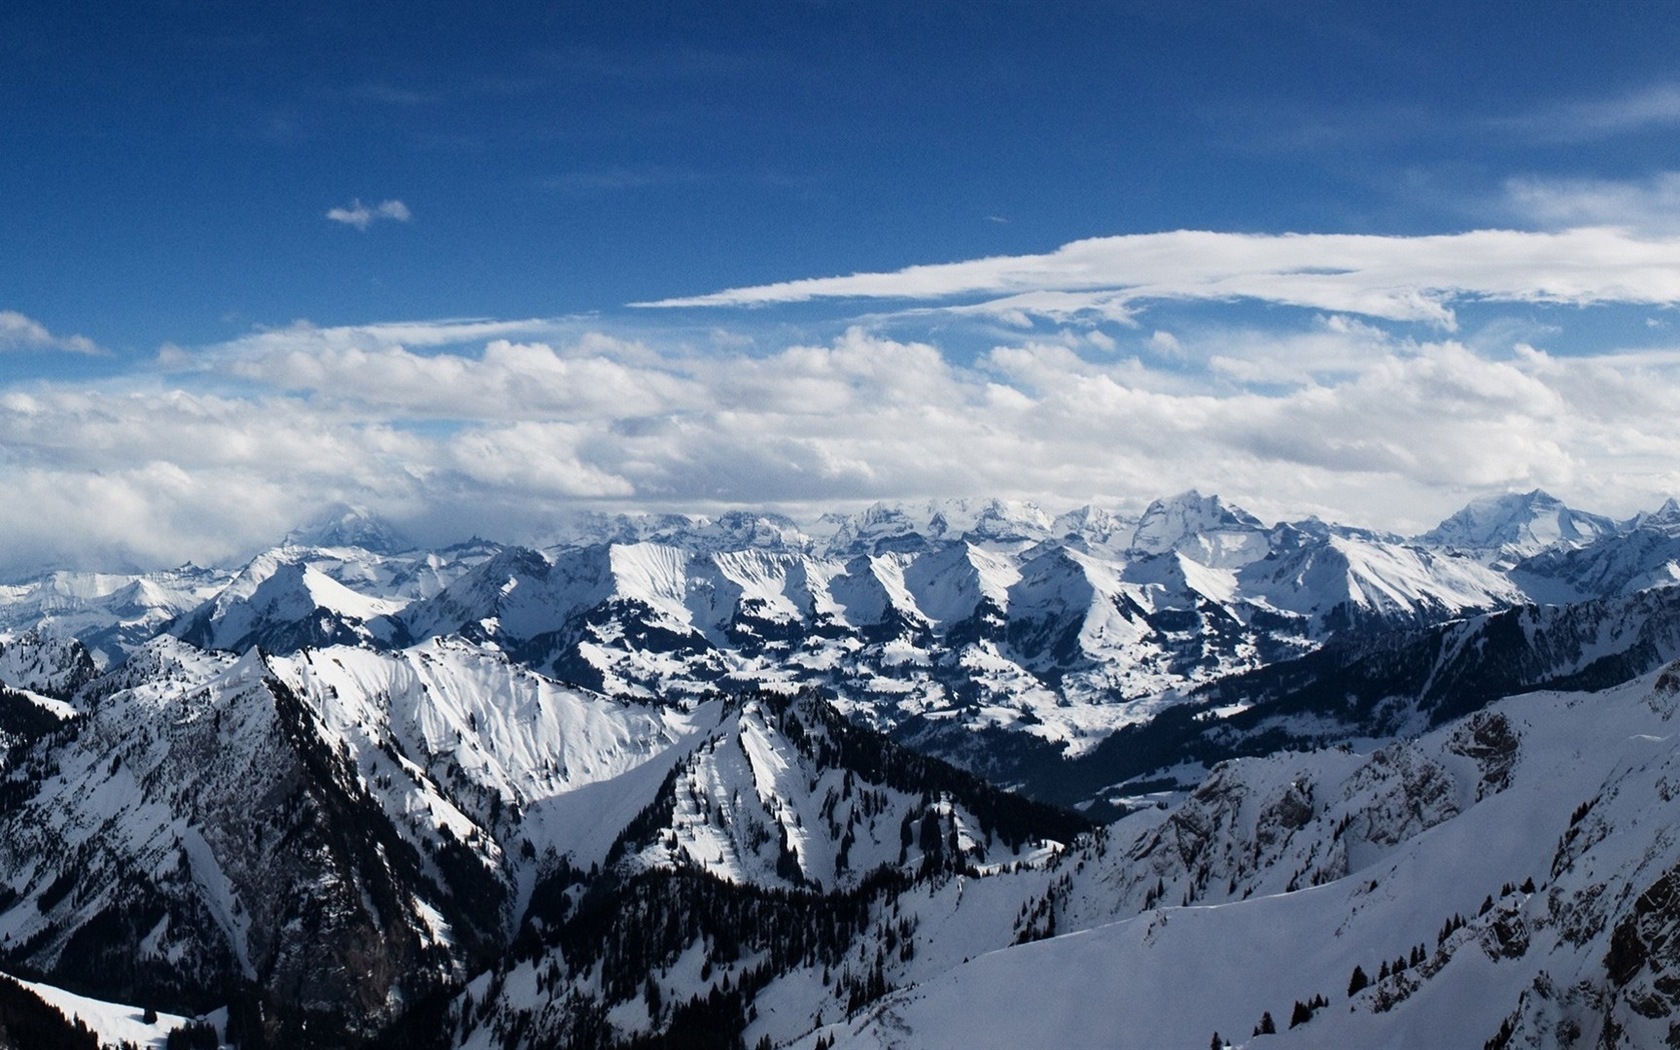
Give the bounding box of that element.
[6,1,1680,570]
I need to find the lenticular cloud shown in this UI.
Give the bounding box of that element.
[641,226,1680,327]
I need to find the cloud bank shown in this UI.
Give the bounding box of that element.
[640,227,1680,329]
[0,309,1675,574]
[6,216,1680,575]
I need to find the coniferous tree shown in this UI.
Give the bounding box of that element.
[1348,964,1369,996]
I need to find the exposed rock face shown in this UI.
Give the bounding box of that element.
[0,643,473,1037]
[1448,710,1521,798]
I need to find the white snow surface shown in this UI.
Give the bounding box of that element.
[802,667,1680,1049]
[1420,488,1618,567]
[5,972,213,1049]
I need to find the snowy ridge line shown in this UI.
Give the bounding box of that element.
[6,554,1680,1044]
[2,488,1677,804]
[0,968,219,1050]
[441,655,1680,1048]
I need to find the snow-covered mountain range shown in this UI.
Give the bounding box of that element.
[0,492,1616,762]
[6,489,1680,1048]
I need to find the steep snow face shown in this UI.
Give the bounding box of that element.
[691,549,812,636]
[1420,488,1619,567]
[167,552,405,653]
[1129,490,1270,568]
[1007,546,1145,669]
[801,665,1680,1050]
[1243,532,1522,629]
[1511,513,1680,605]
[899,543,1017,628]
[0,565,231,668]
[615,694,1064,894]
[266,639,707,870]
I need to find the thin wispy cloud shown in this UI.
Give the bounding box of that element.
[1502,82,1680,143]
[544,165,710,195]
[1505,172,1680,233]
[346,82,437,106]
[326,198,413,230]
[0,311,103,355]
[182,317,579,360]
[638,227,1680,329]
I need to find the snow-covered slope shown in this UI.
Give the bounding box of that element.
[1512,499,1680,604]
[168,550,407,652]
[1419,488,1618,568]
[1244,524,1522,631]
[1129,490,1270,568]
[0,565,230,668]
[434,647,1680,1050]
[0,633,711,1039]
[9,489,1680,1048]
[816,664,1680,1049]
[2,971,217,1050]
[0,491,1577,795]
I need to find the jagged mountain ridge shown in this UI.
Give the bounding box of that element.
[0,488,1655,815]
[0,630,1081,1047]
[1420,488,1619,569]
[443,652,1680,1049]
[0,489,1648,792]
[122,495,1558,761]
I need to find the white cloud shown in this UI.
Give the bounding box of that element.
[637,227,1680,329]
[170,317,583,366]
[1148,330,1182,357]
[1505,82,1680,142]
[0,311,102,355]
[1506,172,1680,232]
[326,198,413,230]
[4,299,1680,573]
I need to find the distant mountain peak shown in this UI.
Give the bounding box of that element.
[1628,496,1680,531]
[284,503,411,553]
[1420,489,1616,566]
[1129,491,1268,566]
[818,498,1053,556]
